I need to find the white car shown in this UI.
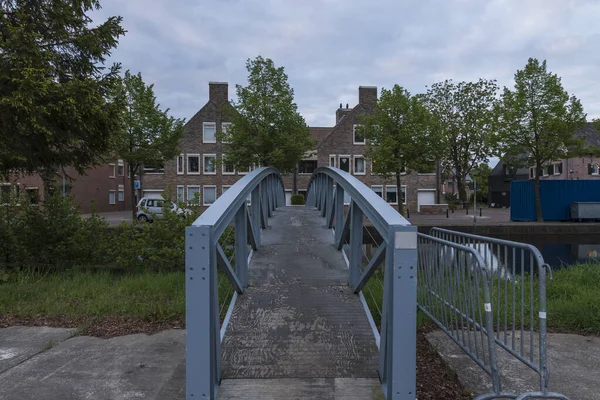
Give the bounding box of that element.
[136,197,191,222]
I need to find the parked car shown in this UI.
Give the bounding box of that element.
[136,197,192,222]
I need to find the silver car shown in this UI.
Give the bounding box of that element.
[136,197,191,222]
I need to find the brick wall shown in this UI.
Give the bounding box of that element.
[537,157,600,180]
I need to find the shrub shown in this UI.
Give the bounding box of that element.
[291,194,305,205]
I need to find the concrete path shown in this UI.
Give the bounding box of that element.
[427,330,600,400]
[0,326,185,400]
[218,206,382,399]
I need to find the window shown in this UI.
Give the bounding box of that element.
[109,190,116,204]
[143,160,164,174]
[203,186,217,205]
[1,185,10,204]
[118,184,124,201]
[203,154,216,174]
[448,182,454,190]
[590,163,599,175]
[117,160,125,176]
[400,185,407,205]
[222,185,231,195]
[203,122,216,143]
[238,164,254,175]
[339,156,350,173]
[371,185,383,198]
[298,160,317,174]
[343,191,351,205]
[177,154,184,175]
[187,154,200,174]
[221,122,232,143]
[553,163,562,175]
[329,155,336,168]
[109,164,116,178]
[530,168,536,179]
[386,186,397,204]
[26,188,39,205]
[542,166,549,177]
[222,155,235,175]
[177,186,185,203]
[187,186,200,203]
[353,156,365,175]
[353,124,365,144]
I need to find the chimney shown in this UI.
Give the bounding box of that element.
[336,105,352,124]
[209,82,228,104]
[358,86,377,106]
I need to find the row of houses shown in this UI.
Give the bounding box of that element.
[6,82,600,214]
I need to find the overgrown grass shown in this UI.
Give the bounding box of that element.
[0,269,185,320]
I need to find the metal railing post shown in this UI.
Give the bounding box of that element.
[235,203,249,288]
[334,184,344,242]
[251,187,261,247]
[385,225,418,400]
[349,201,363,288]
[186,225,218,399]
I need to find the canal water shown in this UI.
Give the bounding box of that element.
[493,234,600,269]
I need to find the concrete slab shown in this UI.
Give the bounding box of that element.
[218,377,383,400]
[427,330,600,400]
[0,326,76,374]
[0,329,185,400]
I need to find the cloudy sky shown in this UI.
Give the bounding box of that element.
[94,0,600,128]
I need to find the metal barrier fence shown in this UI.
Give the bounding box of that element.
[306,167,418,400]
[424,228,569,400]
[185,167,285,399]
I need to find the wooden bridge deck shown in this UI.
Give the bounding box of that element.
[218,206,383,399]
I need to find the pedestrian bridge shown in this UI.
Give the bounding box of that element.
[186,167,568,400]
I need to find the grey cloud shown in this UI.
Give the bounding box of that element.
[93,0,600,124]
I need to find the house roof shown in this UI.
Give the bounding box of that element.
[575,122,600,148]
[310,127,333,143]
[315,103,371,150]
[489,159,529,177]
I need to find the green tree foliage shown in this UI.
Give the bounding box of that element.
[425,79,499,202]
[358,85,439,214]
[219,56,313,173]
[113,71,185,219]
[0,0,125,178]
[496,58,586,221]
[469,163,492,203]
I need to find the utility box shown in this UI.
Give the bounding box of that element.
[570,202,600,221]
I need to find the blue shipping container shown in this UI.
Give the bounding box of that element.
[510,180,600,221]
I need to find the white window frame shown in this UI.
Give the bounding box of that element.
[109,190,116,204]
[371,185,383,198]
[176,154,184,175]
[385,185,398,205]
[238,164,254,175]
[203,185,217,206]
[592,164,599,175]
[353,124,365,145]
[400,185,407,205]
[177,185,185,203]
[187,185,200,203]
[542,166,549,177]
[117,160,125,176]
[222,185,231,195]
[338,155,351,173]
[222,154,235,175]
[118,190,124,202]
[329,155,337,168]
[203,122,216,143]
[109,163,116,178]
[187,154,200,175]
[221,122,232,143]
[353,155,366,175]
[553,163,561,175]
[203,154,217,175]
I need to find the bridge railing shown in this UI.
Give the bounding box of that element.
[185,167,285,400]
[306,167,418,400]
[429,228,568,400]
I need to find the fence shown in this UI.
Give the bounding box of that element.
[422,227,569,400]
[185,167,285,399]
[306,167,418,400]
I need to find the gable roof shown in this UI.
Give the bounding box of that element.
[310,127,332,144]
[315,103,371,150]
[489,159,529,177]
[575,122,600,148]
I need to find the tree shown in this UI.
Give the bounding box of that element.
[425,79,499,202]
[113,71,185,219]
[219,56,313,175]
[358,85,439,215]
[496,58,586,221]
[0,0,125,178]
[470,163,492,203]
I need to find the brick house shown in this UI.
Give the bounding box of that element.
[5,160,135,213]
[141,83,439,214]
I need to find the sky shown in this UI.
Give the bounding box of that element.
[93,0,600,131]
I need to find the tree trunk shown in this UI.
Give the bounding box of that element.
[292,169,298,194]
[456,175,467,202]
[534,175,544,222]
[130,164,137,222]
[396,171,404,216]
